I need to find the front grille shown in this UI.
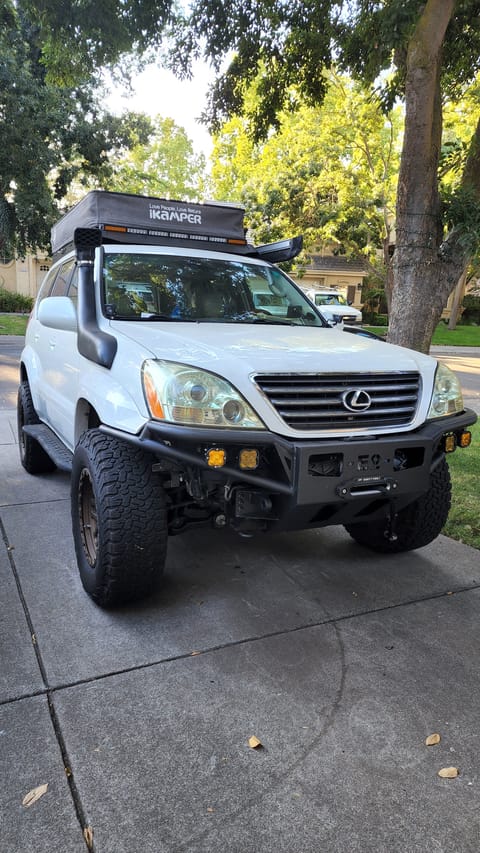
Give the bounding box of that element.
[254,372,421,430]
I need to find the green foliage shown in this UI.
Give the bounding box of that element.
[361,282,388,324]
[175,1,334,138]
[179,1,480,139]
[21,0,173,84]
[0,287,33,312]
[0,1,168,255]
[211,72,400,276]
[441,186,480,260]
[460,294,480,325]
[109,117,208,200]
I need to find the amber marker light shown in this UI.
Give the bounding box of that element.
[239,449,259,470]
[444,433,457,453]
[207,448,226,468]
[143,371,165,420]
[459,430,472,448]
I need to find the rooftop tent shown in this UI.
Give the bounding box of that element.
[51,191,248,256]
[51,190,303,263]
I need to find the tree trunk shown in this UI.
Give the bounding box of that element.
[387,0,459,353]
[383,235,394,314]
[447,270,467,330]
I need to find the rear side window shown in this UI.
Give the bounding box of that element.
[67,268,78,306]
[50,259,75,296]
[36,257,75,306]
[37,266,60,304]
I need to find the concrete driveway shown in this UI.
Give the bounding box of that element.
[1,337,480,853]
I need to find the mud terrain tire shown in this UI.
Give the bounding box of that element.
[71,429,167,606]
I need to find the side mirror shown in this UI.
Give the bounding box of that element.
[38,296,77,332]
[287,305,303,318]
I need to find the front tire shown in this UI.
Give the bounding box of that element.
[344,458,452,554]
[17,381,56,474]
[71,430,168,607]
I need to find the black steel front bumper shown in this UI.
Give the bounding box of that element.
[101,408,477,531]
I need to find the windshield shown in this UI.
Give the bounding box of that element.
[102,252,325,326]
[315,293,347,306]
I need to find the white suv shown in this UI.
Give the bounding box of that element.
[18,191,476,607]
[305,289,362,324]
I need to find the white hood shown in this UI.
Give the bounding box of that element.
[115,321,433,373]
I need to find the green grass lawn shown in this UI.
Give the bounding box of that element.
[431,324,480,346]
[363,323,480,347]
[0,314,29,335]
[443,420,480,550]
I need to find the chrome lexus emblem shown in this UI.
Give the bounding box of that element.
[342,389,372,412]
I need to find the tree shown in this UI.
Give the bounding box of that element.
[387,1,480,351]
[109,117,208,201]
[176,0,480,352]
[211,72,401,285]
[19,0,173,85]
[0,0,166,254]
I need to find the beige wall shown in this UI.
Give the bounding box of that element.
[0,255,51,299]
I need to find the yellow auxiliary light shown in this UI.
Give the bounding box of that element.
[207,448,226,468]
[444,433,457,453]
[459,430,472,448]
[239,449,259,470]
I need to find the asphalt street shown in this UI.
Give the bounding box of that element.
[1,336,479,853]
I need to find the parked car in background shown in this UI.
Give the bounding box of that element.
[305,289,363,325]
[252,291,289,315]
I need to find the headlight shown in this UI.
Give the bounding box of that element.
[427,363,464,419]
[142,360,265,429]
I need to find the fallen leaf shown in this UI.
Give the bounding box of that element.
[425,733,441,746]
[438,766,459,779]
[248,735,263,749]
[83,826,94,849]
[22,783,48,807]
[206,807,214,813]
[190,651,201,656]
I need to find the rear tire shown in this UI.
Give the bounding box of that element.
[344,458,451,554]
[17,381,56,474]
[71,430,167,607]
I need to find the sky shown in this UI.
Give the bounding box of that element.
[106,62,215,158]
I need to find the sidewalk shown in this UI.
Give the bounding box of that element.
[1,396,480,852]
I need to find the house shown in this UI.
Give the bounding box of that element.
[0,253,51,299]
[291,253,367,309]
